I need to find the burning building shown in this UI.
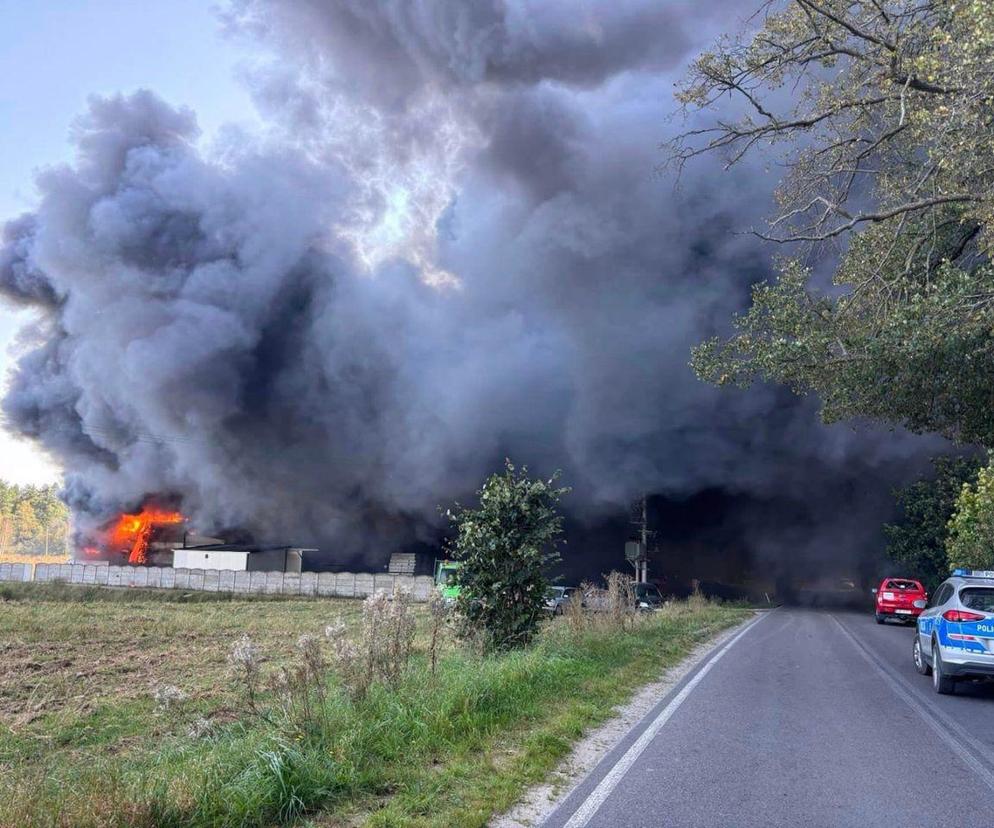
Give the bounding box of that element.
[81,507,189,565]
[78,504,311,573]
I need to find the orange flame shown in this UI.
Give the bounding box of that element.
[107,508,185,564]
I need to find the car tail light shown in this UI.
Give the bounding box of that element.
[942,609,986,622]
[912,599,927,609]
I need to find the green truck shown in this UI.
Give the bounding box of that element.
[434,559,462,602]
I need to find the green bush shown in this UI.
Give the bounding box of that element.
[444,461,569,650]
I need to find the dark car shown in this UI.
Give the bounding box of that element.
[634,583,664,611]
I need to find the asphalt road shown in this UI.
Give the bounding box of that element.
[542,608,994,828]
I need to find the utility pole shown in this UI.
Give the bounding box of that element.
[626,493,652,584]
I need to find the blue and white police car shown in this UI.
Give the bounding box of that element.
[914,569,994,694]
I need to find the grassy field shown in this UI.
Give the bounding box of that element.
[0,583,750,827]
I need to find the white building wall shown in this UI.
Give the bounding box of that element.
[172,549,249,571]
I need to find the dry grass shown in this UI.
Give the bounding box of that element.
[0,582,749,828]
[0,591,365,725]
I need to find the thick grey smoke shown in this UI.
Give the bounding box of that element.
[1,1,941,565]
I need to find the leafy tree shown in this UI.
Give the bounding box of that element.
[947,457,994,571]
[0,479,70,557]
[674,1,994,445]
[884,455,980,591]
[444,461,569,650]
[12,500,41,550]
[0,482,15,521]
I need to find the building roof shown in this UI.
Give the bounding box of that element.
[178,544,315,554]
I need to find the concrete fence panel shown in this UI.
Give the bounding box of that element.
[316,572,337,596]
[203,569,220,593]
[130,568,150,588]
[0,562,435,600]
[0,562,30,583]
[354,573,375,598]
[334,572,355,598]
[373,573,396,594]
[300,572,317,596]
[412,576,434,601]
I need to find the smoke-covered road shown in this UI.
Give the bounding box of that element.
[542,609,994,828]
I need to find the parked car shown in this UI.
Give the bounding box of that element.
[634,583,664,611]
[914,569,994,694]
[545,586,580,615]
[873,577,927,624]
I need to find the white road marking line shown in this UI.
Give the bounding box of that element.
[834,615,994,765]
[832,615,994,793]
[559,612,768,828]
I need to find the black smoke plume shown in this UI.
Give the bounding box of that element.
[1,1,944,576]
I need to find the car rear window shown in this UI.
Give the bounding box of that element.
[960,588,994,612]
[885,580,920,590]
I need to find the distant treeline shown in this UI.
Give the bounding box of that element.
[0,481,70,558]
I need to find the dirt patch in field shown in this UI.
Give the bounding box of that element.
[0,596,363,724]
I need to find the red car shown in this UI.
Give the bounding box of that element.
[873,578,927,624]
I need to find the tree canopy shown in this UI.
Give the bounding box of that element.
[677,1,994,445]
[883,455,980,590]
[0,480,70,558]
[946,457,994,571]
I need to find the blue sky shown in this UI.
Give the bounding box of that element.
[0,0,258,484]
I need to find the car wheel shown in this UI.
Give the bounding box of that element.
[932,639,956,695]
[875,613,885,624]
[913,635,931,676]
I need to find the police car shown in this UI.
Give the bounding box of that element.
[914,569,994,694]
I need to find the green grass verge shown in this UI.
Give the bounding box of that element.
[0,597,748,828]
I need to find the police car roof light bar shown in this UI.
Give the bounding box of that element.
[951,568,994,579]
